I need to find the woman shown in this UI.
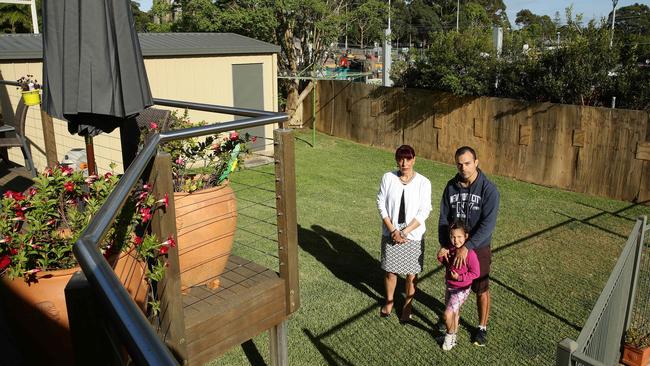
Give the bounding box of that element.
[376,145,432,322]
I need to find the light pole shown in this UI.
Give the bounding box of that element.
[610,0,619,48]
[383,0,393,86]
[456,0,460,32]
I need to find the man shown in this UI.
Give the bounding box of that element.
[437,146,499,346]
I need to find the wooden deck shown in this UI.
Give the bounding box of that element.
[181,255,286,366]
[0,160,33,194]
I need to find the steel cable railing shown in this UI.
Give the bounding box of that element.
[72,99,286,365]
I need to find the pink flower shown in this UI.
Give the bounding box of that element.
[85,175,98,184]
[44,167,53,176]
[143,183,152,191]
[175,158,185,166]
[162,235,176,248]
[157,194,169,208]
[0,255,11,270]
[9,248,18,255]
[229,131,239,141]
[133,236,143,246]
[3,191,24,201]
[149,122,158,130]
[140,207,152,223]
[159,245,169,255]
[64,181,75,192]
[104,172,113,181]
[251,136,257,143]
[0,236,11,244]
[138,191,149,201]
[27,187,37,196]
[60,166,73,176]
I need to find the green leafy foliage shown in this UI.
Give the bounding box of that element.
[395,29,497,96]
[0,165,173,293]
[143,110,253,193]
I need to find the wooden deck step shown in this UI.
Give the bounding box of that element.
[182,255,286,366]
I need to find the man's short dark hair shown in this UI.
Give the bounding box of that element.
[455,146,477,160]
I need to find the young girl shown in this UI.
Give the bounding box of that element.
[437,221,480,351]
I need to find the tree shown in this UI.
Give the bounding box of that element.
[0,3,34,33]
[131,1,153,32]
[515,9,556,46]
[611,3,650,60]
[395,28,497,96]
[348,0,385,49]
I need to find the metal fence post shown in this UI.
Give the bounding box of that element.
[556,338,578,366]
[624,216,647,331]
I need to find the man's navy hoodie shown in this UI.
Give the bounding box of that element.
[438,169,500,250]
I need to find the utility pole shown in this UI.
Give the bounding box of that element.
[456,0,460,32]
[345,4,348,50]
[610,0,618,48]
[383,0,393,86]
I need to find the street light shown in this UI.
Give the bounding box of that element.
[456,0,460,32]
[610,0,619,48]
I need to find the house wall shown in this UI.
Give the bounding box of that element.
[0,53,278,174]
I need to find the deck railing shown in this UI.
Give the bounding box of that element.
[556,216,647,366]
[69,99,287,365]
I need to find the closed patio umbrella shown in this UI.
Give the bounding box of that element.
[42,0,153,174]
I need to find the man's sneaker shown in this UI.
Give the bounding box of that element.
[442,333,457,351]
[473,328,487,346]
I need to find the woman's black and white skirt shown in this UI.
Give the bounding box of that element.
[380,235,424,275]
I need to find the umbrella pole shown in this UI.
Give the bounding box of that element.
[84,135,97,176]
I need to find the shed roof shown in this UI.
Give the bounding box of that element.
[0,32,280,60]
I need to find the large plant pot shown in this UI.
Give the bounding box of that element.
[1,267,78,365]
[0,249,147,365]
[174,182,237,291]
[622,344,650,366]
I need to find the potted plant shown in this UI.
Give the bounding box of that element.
[144,112,255,291]
[0,164,172,364]
[16,74,41,106]
[622,322,650,366]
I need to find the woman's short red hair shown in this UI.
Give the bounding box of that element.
[395,145,415,161]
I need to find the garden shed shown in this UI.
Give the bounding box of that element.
[0,32,280,173]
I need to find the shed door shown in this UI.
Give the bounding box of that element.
[232,63,265,151]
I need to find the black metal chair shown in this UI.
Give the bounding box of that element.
[135,107,172,134]
[0,98,36,177]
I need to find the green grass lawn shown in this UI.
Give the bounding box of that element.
[211,129,650,366]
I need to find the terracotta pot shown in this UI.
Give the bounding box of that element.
[1,267,78,365]
[174,182,237,291]
[622,344,650,366]
[0,249,147,365]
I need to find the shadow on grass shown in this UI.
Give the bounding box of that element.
[299,202,646,361]
[298,224,481,359]
[241,339,266,366]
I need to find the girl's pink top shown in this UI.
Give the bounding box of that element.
[437,246,480,289]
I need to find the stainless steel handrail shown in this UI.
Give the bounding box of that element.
[0,78,288,364]
[73,106,286,365]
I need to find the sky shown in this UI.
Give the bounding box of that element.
[137,0,649,24]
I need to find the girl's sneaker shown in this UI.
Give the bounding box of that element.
[442,333,457,351]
